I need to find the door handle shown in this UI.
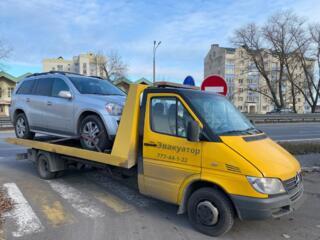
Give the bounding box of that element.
[26,98,30,102]
[47,101,52,106]
[144,142,157,147]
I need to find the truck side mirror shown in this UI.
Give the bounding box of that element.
[187,120,200,142]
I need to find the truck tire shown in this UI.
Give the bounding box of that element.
[14,113,35,139]
[79,115,110,152]
[37,152,56,180]
[187,187,234,237]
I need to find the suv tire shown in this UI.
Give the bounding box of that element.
[187,187,234,237]
[79,115,111,152]
[14,113,35,139]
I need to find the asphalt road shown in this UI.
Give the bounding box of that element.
[0,132,320,240]
[257,122,320,141]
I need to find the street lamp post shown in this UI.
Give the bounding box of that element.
[153,40,161,85]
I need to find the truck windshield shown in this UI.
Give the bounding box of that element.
[185,91,258,135]
[69,77,125,96]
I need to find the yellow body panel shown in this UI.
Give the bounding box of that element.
[140,93,202,203]
[201,141,266,198]
[221,135,301,180]
[111,84,148,168]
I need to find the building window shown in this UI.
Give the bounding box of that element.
[0,88,2,98]
[52,67,55,71]
[8,87,14,97]
[0,105,3,112]
[83,70,87,75]
[238,97,243,101]
[239,79,243,84]
[57,65,63,71]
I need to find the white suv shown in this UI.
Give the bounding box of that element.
[10,71,126,152]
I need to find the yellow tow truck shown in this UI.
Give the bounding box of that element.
[6,82,304,236]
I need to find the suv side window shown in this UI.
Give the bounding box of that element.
[150,97,193,137]
[16,80,35,95]
[34,78,54,96]
[52,78,70,97]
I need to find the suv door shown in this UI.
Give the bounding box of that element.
[46,78,74,135]
[141,93,202,204]
[29,77,54,130]
[13,79,36,126]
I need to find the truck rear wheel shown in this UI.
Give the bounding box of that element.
[37,152,56,180]
[187,187,234,237]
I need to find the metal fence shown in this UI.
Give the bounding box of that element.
[247,113,320,123]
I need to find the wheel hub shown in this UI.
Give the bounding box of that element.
[196,200,219,226]
[16,117,26,137]
[82,121,100,147]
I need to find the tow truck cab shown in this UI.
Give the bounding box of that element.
[137,83,303,236]
[7,83,304,237]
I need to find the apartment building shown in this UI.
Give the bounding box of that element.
[204,44,313,113]
[43,53,106,78]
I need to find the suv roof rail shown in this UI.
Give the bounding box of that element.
[25,71,84,78]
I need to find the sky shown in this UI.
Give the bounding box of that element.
[1,0,320,85]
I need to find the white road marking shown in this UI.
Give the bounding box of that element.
[47,180,105,218]
[3,183,44,237]
[277,138,320,142]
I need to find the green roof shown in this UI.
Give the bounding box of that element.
[0,71,33,83]
[135,77,152,85]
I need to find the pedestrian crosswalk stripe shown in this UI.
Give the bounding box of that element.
[3,183,44,237]
[94,193,132,213]
[47,180,105,218]
[41,200,72,227]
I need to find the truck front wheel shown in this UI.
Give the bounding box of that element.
[187,187,234,237]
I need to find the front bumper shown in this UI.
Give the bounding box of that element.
[231,183,304,220]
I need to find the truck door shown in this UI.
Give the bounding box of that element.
[141,93,202,203]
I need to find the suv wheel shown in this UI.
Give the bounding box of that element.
[187,187,234,237]
[14,113,35,139]
[79,115,110,152]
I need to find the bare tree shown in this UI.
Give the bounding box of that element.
[305,23,320,112]
[96,51,128,82]
[232,23,283,109]
[231,10,314,112]
[0,40,12,70]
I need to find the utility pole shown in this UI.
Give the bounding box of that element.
[153,40,161,85]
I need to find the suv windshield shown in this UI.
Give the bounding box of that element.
[69,77,125,96]
[184,91,258,135]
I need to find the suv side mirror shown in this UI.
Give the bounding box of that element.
[58,90,72,99]
[187,120,200,142]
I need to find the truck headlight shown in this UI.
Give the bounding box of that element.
[105,103,123,116]
[247,176,286,195]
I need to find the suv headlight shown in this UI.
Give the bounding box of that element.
[105,103,123,116]
[247,176,286,195]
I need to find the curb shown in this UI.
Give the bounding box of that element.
[301,166,320,173]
